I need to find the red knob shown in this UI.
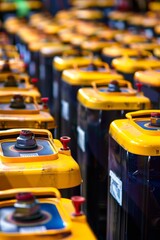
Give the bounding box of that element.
[136,82,143,92]
[24,63,28,69]
[16,192,34,201]
[110,80,118,85]
[60,136,71,150]
[151,112,160,118]
[31,78,38,84]
[41,97,49,103]
[41,97,49,109]
[71,196,85,216]
[20,130,32,137]
[20,54,24,60]
[118,0,130,11]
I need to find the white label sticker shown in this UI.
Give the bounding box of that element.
[40,64,46,81]
[20,226,46,233]
[115,21,125,30]
[77,126,85,152]
[109,170,122,206]
[145,29,153,39]
[25,51,31,64]
[0,209,17,232]
[61,100,69,121]
[29,62,36,75]
[53,81,58,98]
[20,153,39,157]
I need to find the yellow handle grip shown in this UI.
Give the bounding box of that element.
[126,110,160,119]
[92,79,132,91]
[0,187,61,200]
[0,128,54,142]
[73,60,110,71]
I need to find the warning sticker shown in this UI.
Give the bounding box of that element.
[61,100,69,121]
[19,226,46,233]
[109,170,122,206]
[77,126,85,152]
[20,153,39,157]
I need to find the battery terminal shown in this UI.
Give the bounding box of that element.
[13,192,42,222]
[108,80,121,92]
[10,94,26,109]
[151,112,160,127]
[1,59,11,72]
[4,75,18,87]
[15,130,37,150]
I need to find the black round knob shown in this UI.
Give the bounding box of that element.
[108,80,121,92]
[10,94,26,109]
[4,75,18,87]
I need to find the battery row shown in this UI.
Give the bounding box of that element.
[0,5,97,239]
[1,1,160,240]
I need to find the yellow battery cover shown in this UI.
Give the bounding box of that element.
[97,29,124,41]
[27,1,42,10]
[0,59,25,73]
[43,23,65,35]
[0,187,96,239]
[102,46,151,58]
[0,2,16,11]
[148,2,160,11]
[0,47,18,58]
[154,25,160,35]
[114,32,147,44]
[0,44,18,52]
[0,45,20,59]
[154,47,160,58]
[127,14,145,27]
[0,51,20,59]
[62,62,123,85]
[109,110,160,156]
[4,18,27,35]
[0,94,56,129]
[75,22,106,37]
[112,56,160,73]
[96,0,115,7]
[141,17,159,29]
[54,9,75,22]
[0,1,42,12]
[33,18,53,31]
[134,69,160,87]
[130,42,160,52]
[58,29,87,45]
[72,9,103,20]
[40,45,77,57]
[69,0,94,8]
[81,40,120,52]
[77,79,151,110]
[108,10,133,21]
[17,27,43,45]
[0,128,81,190]
[29,12,50,27]
[0,73,41,101]
[28,41,61,53]
[53,56,101,71]
[70,0,114,8]
[69,34,88,47]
